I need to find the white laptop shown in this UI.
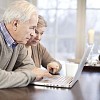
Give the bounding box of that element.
[33,44,93,89]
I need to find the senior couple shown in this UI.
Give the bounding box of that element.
[0,0,62,88]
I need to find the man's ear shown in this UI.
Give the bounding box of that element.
[12,20,19,31]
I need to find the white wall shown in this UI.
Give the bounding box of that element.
[0,0,14,19]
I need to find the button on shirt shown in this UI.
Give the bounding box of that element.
[0,21,17,48]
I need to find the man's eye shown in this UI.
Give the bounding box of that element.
[33,28,35,30]
[30,27,35,30]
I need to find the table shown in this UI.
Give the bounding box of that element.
[0,71,99,100]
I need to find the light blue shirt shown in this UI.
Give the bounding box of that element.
[0,21,17,48]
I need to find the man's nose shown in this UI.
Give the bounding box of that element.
[30,32,37,37]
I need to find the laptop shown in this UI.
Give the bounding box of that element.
[33,44,93,88]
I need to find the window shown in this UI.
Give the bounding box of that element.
[36,0,77,60]
[86,0,100,55]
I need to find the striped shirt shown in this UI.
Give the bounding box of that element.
[0,21,17,48]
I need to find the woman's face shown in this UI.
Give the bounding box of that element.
[27,26,46,46]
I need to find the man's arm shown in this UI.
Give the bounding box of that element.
[0,44,52,89]
[0,44,36,89]
[0,69,36,89]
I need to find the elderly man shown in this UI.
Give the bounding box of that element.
[0,0,52,89]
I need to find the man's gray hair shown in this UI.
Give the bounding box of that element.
[3,0,38,24]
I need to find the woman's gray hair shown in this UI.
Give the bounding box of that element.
[3,0,38,24]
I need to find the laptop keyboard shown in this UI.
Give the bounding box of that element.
[42,75,73,85]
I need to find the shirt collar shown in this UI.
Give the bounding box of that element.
[0,21,17,48]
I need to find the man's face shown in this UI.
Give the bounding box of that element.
[13,13,38,44]
[27,26,46,46]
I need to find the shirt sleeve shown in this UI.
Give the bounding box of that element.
[39,43,62,72]
[0,69,36,89]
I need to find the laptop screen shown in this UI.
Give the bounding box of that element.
[71,44,94,84]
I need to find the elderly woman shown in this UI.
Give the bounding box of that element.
[26,15,62,74]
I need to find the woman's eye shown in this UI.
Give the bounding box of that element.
[41,33,43,35]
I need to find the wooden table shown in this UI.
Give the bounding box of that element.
[0,71,99,100]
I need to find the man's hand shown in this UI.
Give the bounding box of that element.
[33,67,52,81]
[47,62,60,74]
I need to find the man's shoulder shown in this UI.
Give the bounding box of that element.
[16,44,25,50]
